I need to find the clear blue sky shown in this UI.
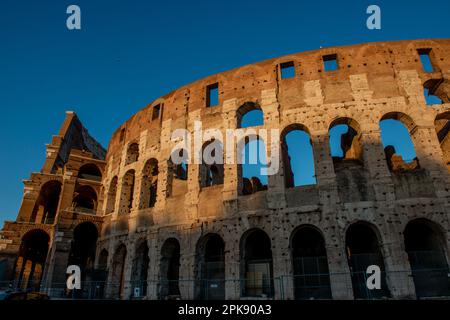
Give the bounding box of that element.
[1,0,449,226]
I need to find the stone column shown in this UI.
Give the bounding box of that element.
[260,88,286,209]
[360,125,396,203]
[380,225,416,299]
[325,231,354,300]
[222,98,239,216]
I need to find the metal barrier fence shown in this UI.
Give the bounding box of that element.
[1,269,449,300]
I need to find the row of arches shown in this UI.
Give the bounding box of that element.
[106,218,449,300]
[28,163,102,224]
[106,110,450,212]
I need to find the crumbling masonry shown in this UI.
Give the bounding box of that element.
[1,39,450,300]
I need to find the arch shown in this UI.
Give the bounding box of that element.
[281,124,316,188]
[30,180,62,224]
[15,229,50,290]
[67,222,98,281]
[159,238,181,299]
[290,225,331,299]
[240,229,274,298]
[110,244,127,299]
[199,140,224,188]
[237,102,263,128]
[328,117,362,162]
[380,112,419,171]
[98,249,109,270]
[423,79,445,105]
[125,143,139,165]
[170,148,188,181]
[78,163,102,181]
[118,170,135,215]
[403,218,450,298]
[139,158,158,209]
[345,222,390,299]
[435,112,450,172]
[195,233,225,300]
[72,185,98,212]
[329,118,368,202]
[105,176,118,214]
[131,240,149,298]
[238,135,268,195]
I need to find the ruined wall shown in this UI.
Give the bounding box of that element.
[97,39,450,300]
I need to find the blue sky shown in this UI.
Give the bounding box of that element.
[1,0,449,226]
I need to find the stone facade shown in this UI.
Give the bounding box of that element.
[1,39,450,300]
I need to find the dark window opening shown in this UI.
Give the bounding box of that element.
[152,104,161,120]
[241,229,274,298]
[323,54,338,72]
[424,87,443,105]
[404,219,450,298]
[206,83,219,107]
[120,128,125,142]
[160,238,181,299]
[345,223,391,299]
[291,226,331,300]
[418,49,434,73]
[195,234,225,300]
[280,61,295,79]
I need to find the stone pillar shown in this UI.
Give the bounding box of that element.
[260,88,286,209]
[179,240,195,299]
[224,236,240,300]
[146,234,159,300]
[412,125,450,198]
[271,216,292,299]
[184,110,201,221]
[222,98,239,216]
[381,226,416,299]
[16,182,39,223]
[360,126,396,203]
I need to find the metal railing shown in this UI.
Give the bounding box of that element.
[1,269,449,300]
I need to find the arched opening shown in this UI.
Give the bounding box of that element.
[195,234,225,300]
[72,185,97,213]
[237,102,263,128]
[240,229,274,298]
[238,135,268,195]
[423,79,445,106]
[78,163,102,181]
[200,140,224,188]
[380,113,419,171]
[329,118,368,202]
[125,143,139,165]
[110,244,127,299]
[131,240,149,298]
[435,112,450,172]
[15,229,50,290]
[345,222,390,299]
[168,149,188,198]
[118,170,135,215]
[159,238,181,299]
[281,124,316,188]
[139,159,158,209]
[291,226,331,299]
[30,180,62,224]
[98,249,109,270]
[67,222,98,285]
[404,219,450,298]
[105,176,118,214]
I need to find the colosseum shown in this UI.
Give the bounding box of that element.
[0,39,449,300]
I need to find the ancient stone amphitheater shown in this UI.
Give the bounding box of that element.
[1,39,450,300]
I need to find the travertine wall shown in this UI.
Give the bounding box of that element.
[97,39,450,300]
[1,39,450,300]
